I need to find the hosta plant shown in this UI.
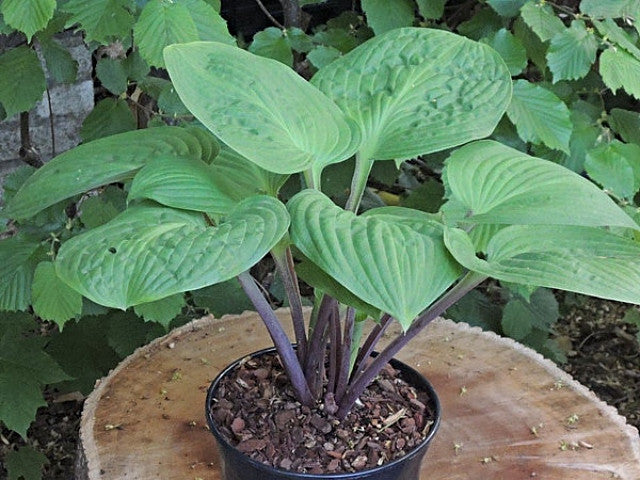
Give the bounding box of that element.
[5,25,640,467]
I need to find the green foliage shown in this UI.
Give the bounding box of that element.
[80,98,137,142]
[5,445,49,480]
[133,294,186,328]
[249,27,294,66]
[38,37,79,84]
[599,48,640,100]
[62,0,135,44]
[0,46,45,118]
[191,279,255,318]
[547,20,598,82]
[0,0,56,41]
[622,308,640,343]
[32,261,83,328]
[361,0,415,35]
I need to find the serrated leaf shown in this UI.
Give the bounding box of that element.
[287,27,314,53]
[513,16,547,71]
[444,225,640,304]
[80,98,136,142]
[507,80,572,153]
[39,37,79,84]
[122,49,150,82]
[0,46,46,118]
[157,83,189,115]
[6,445,48,480]
[307,45,341,69]
[547,20,598,82]
[133,293,185,328]
[457,8,502,40]
[62,0,134,44]
[484,28,527,75]
[32,262,83,328]
[181,0,234,44]
[55,197,289,309]
[487,0,527,17]
[0,329,69,437]
[441,140,638,229]
[0,0,56,41]
[80,195,122,229]
[312,28,512,165]
[289,190,461,328]
[600,47,640,100]
[585,140,640,199]
[580,0,640,19]
[444,289,501,331]
[592,19,640,61]
[6,126,214,220]
[361,0,414,35]
[164,41,358,179]
[0,236,41,311]
[107,311,164,357]
[96,57,128,95]
[502,288,558,341]
[609,108,640,145]
[191,279,255,318]
[1,166,37,204]
[520,1,565,42]
[249,27,293,66]
[313,27,359,53]
[416,0,446,20]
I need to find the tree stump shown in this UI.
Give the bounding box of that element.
[76,309,640,479]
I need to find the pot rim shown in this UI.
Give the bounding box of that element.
[205,346,441,479]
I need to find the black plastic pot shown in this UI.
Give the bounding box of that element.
[205,347,441,480]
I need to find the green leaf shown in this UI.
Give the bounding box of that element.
[416,0,446,20]
[507,80,572,153]
[0,328,69,437]
[502,287,558,341]
[307,45,342,69]
[191,279,255,317]
[622,308,640,344]
[133,293,185,328]
[580,0,640,19]
[444,225,640,304]
[0,46,45,119]
[80,194,123,229]
[134,0,233,68]
[487,0,527,17]
[55,197,289,309]
[32,262,83,328]
[122,49,150,82]
[400,178,445,213]
[80,98,137,142]
[6,445,49,480]
[457,8,502,40]
[62,0,134,44]
[442,140,638,229]
[312,28,512,165]
[1,0,55,40]
[585,140,640,199]
[609,108,640,145]
[444,289,502,331]
[164,42,358,178]
[547,20,598,82]
[39,37,79,84]
[289,190,461,328]
[249,27,293,66]
[513,16,547,71]
[157,83,189,115]
[361,0,415,35]
[96,57,128,95]
[0,236,41,311]
[592,19,640,61]
[128,156,236,214]
[313,27,359,53]
[6,127,214,220]
[107,311,164,357]
[520,1,565,42]
[484,28,527,76]
[600,47,640,100]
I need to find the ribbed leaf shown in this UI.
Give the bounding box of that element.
[289,190,461,328]
[55,197,289,309]
[6,127,216,220]
[442,140,638,229]
[164,42,358,177]
[361,0,415,35]
[520,1,564,42]
[0,0,55,40]
[62,0,134,44]
[547,20,598,82]
[580,0,640,19]
[600,48,640,100]
[0,46,45,118]
[0,237,41,311]
[31,262,83,328]
[312,28,512,164]
[444,225,640,304]
[128,156,236,214]
[507,80,572,153]
[592,19,640,61]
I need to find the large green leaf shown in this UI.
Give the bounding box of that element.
[128,156,236,215]
[288,190,461,328]
[55,197,289,309]
[311,28,512,164]
[361,0,415,35]
[507,80,572,153]
[5,127,216,220]
[600,48,640,100]
[547,20,598,82]
[31,262,83,328]
[134,0,234,68]
[444,225,640,304]
[0,0,55,40]
[441,140,638,229]
[0,236,41,311]
[62,0,134,44]
[164,42,358,178]
[0,46,46,119]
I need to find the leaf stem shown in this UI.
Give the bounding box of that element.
[344,153,372,213]
[350,313,392,381]
[335,306,355,402]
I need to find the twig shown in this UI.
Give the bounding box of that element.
[254,0,285,29]
[45,87,56,157]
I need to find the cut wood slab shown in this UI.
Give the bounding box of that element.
[76,309,640,479]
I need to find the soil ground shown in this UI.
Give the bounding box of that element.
[1,296,638,479]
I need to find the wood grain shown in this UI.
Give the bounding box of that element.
[77,309,640,479]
